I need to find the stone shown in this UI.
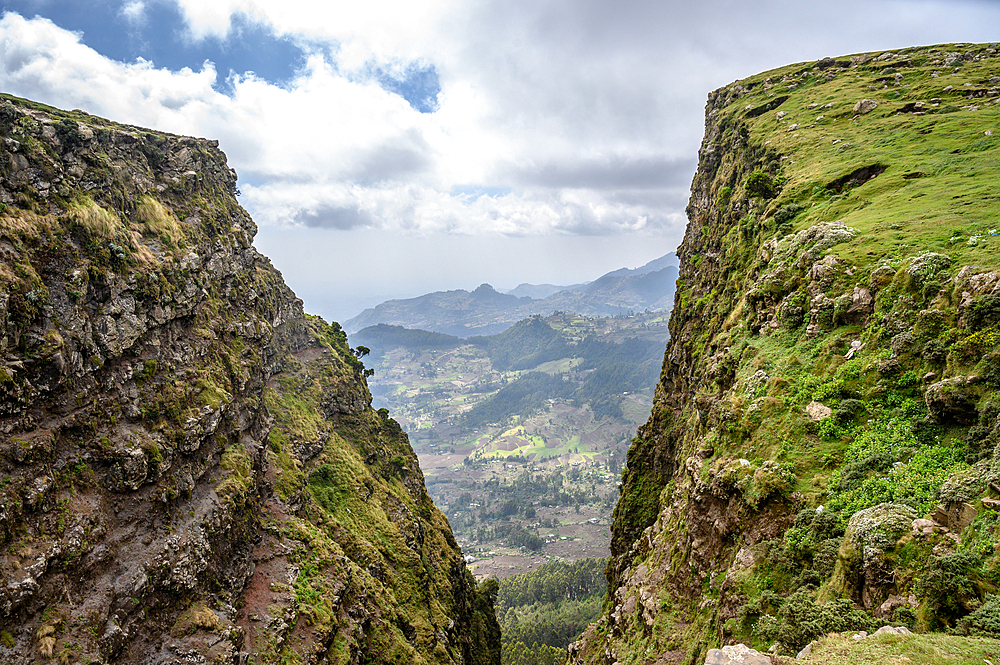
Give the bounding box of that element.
[805,401,832,421]
[873,625,913,636]
[853,99,878,115]
[796,641,815,659]
[876,594,919,618]
[981,497,1000,511]
[944,501,978,532]
[912,518,940,537]
[925,376,979,424]
[703,643,772,665]
[844,339,865,360]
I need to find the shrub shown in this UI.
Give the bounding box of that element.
[914,550,983,629]
[774,203,804,227]
[968,294,1000,332]
[746,170,777,199]
[55,118,85,148]
[958,593,1000,637]
[922,339,948,367]
[845,502,917,564]
[754,591,877,653]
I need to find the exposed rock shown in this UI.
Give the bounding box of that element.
[925,376,979,424]
[853,99,878,114]
[942,501,978,532]
[805,401,832,421]
[704,643,772,665]
[876,594,919,618]
[872,625,913,636]
[844,339,865,359]
[0,95,498,665]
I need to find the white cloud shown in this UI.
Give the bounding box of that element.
[2,1,1000,246]
[120,1,147,25]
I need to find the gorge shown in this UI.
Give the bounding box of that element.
[1,39,1000,665]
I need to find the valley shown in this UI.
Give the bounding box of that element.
[352,310,672,578]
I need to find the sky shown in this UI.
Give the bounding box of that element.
[0,1,998,323]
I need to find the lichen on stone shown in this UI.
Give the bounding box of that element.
[846,502,917,563]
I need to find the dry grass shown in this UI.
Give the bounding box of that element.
[36,625,55,658]
[192,606,220,631]
[135,195,185,247]
[0,212,49,240]
[66,197,122,238]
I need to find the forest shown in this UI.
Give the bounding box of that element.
[495,558,608,665]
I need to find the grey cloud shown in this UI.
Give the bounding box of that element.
[352,134,431,184]
[510,156,697,191]
[293,204,378,230]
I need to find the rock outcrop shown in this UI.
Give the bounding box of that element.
[570,42,1000,663]
[0,94,499,664]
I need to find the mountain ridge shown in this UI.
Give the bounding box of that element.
[0,93,499,665]
[344,253,679,337]
[570,41,1000,664]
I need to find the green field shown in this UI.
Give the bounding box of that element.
[354,311,669,572]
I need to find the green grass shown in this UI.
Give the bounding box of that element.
[787,632,1000,665]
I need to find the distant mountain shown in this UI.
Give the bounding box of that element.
[505,283,578,299]
[343,253,679,336]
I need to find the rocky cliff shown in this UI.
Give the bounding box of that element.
[0,94,499,664]
[570,43,1000,664]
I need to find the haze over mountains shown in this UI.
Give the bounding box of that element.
[344,253,679,336]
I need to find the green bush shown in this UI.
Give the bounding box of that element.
[915,551,984,629]
[774,203,804,227]
[958,594,1000,637]
[967,294,1000,332]
[755,591,877,653]
[746,170,777,199]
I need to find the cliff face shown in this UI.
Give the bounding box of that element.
[572,43,1000,663]
[0,95,499,665]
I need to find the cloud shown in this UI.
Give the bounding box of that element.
[2,1,1000,247]
[293,203,378,230]
[120,1,147,25]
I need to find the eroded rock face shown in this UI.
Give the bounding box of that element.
[0,97,498,665]
[925,376,979,424]
[570,42,1000,665]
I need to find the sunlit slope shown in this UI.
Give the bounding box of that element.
[569,43,1000,665]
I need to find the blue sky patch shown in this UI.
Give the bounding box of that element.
[374,63,441,113]
[451,185,513,200]
[3,1,305,92]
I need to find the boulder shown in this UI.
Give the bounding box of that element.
[925,376,979,424]
[805,401,832,421]
[982,497,1000,511]
[704,643,772,665]
[873,625,913,636]
[853,99,878,115]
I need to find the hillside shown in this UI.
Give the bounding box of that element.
[0,95,499,664]
[569,43,1000,664]
[352,312,671,577]
[343,254,678,337]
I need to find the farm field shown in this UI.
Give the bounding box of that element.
[354,310,671,577]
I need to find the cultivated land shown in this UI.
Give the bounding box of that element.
[355,310,671,577]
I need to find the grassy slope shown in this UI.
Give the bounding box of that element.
[571,42,1000,665]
